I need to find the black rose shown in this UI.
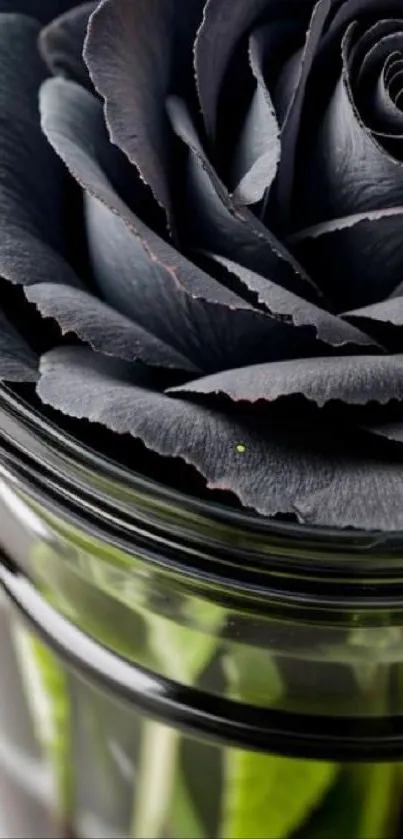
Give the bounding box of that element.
[2,0,403,529]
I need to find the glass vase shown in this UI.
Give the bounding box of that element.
[1,385,403,838]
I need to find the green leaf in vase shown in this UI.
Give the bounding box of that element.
[297,764,400,839]
[132,599,224,839]
[146,597,223,683]
[220,749,337,839]
[169,762,206,839]
[13,628,74,823]
[220,645,337,839]
[354,764,400,839]
[348,626,403,709]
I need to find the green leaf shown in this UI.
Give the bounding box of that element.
[220,749,336,839]
[132,601,224,839]
[355,764,399,839]
[131,721,180,839]
[13,628,74,822]
[297,765,400,839]
[220,645,337,839]
[223,645,284,708]
[147,598,223,683]
[169,762,206,839]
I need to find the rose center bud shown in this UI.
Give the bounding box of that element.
[291,15,403,311]
[352,20,403,149]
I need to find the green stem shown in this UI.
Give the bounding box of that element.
[13,627,75,825]
[355,763,400,839]
[131,720,179,839]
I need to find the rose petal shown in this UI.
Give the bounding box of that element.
[292,208,403,310]
[231,28,281,206]
[318,0,403,60]
[346,296,403,327]
[195,0,270,140]
[195,0,312,139]
[25,283,199,372]
[84,0,205,228]
[344,295,403,349]
[0,311,38,382]
[206,254,375,348]
[39,2,96,90]
[276,0,333,219]
[170,355,403,408]
[365,419,403,444]
[0,14,80,290]
[273,46,304,127]
[167,95,319,301]
[37,345,403,531]
[40,77,299,373]
[348,22,403,157]
[373,70,403,134]
[301,25,403,225]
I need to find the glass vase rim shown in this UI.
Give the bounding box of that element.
[1,383,402,555]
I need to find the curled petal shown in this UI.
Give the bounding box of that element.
[365,419,403,444]
[273,46,304,127]
[195,0,312,139]
[347,295,403,326]
[207,255,375,349]
[195,0,270,139]
[302,25,403,225]
[37,346,403,531]
[318,0,403,60]
[0,14,79,290]
[0,311,38,382]
[40,77,298,373]
[39,2,96,90]
[353,23,403,130]
[25,283,199,372]
[231,28,281,206]
[170,355,403,408]
[85,0,205,227]
[276,0,333,219]
[345,295,403,349]
[167,95,318,301]
[291,209,403,310]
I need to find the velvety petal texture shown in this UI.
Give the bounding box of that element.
[37,347,403,531]
[0,313,38,382]
[171,356,403,407]
[0,14,79,290]
[39,2,96,89]
[4,0,403,530]
[231,29,281,205]
[85,0,205,226]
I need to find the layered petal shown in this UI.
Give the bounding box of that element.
[37,346,403,531]
[207,255,375,349]
[0,312,38,382]
[195,0,313,139]
[292,209,403,310]
[275,0,334,218]
[0,14,80,289]
[39,2,96,90]
[170,355,403,407]
[40,78,307,373]
[85,0,205,227]
[231,28,281,206]
[302,24,403,225]
[167,96,319,301]
[25,283,199,372]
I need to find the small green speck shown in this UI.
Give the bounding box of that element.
[236,443,247,454]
